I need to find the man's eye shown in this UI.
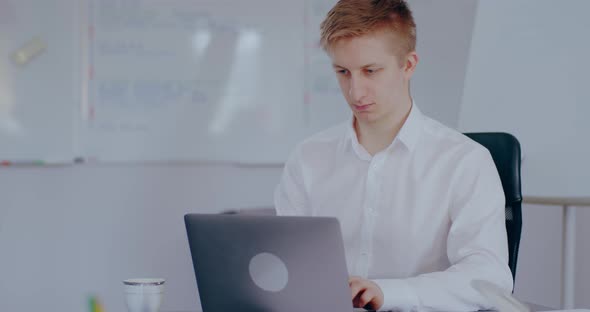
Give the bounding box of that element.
[337,69,348,75]
[366,68,377,74]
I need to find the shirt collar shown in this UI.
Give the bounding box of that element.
[346,100,423,158]
[396,101,423,153]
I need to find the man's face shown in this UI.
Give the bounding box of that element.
[328,31,415,125]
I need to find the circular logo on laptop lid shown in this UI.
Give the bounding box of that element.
[249,252,289,292]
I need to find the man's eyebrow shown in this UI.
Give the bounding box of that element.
[332,63,381,69]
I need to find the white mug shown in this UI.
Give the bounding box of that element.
[123,278,165,312]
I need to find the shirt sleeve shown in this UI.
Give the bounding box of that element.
[373,147,514,312]
[274,145,310,216]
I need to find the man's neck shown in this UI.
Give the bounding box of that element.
[355,97,412,156]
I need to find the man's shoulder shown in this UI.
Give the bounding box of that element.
[420,115,489,159]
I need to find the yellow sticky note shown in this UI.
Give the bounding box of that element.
[11,37,47,66]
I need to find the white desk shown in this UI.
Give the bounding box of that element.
[524,196,590,310]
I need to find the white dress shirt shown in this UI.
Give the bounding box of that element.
[274,104,514,312]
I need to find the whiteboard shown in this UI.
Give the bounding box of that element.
[83,0,307,163]
[0,0,81,163]
[459,0,590,197]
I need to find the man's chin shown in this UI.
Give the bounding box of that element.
[353,112,379,124]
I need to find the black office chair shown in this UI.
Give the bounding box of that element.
[464,132,522,283]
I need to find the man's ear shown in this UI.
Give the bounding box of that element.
[404,51,419,79]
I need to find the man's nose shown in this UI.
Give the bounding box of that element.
[349,76,368,103]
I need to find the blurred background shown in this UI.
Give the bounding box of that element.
[1,0,589,311]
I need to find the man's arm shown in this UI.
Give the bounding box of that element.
[372,147,513,312]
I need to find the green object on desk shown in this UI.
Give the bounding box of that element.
[88,296,96,312]
[88,296,105,312]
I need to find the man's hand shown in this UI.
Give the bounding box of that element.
[349,276,384,310]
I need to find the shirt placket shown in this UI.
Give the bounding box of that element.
[356,153,384,278]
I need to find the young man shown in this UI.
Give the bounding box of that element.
[275,0,513,311]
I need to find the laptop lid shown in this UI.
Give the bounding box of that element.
[184,213,353,312]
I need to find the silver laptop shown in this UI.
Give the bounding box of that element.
[184,213,354,312]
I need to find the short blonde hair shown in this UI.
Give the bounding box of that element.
[320,0,416,62]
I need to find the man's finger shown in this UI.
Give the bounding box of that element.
[352,289,365,308]
[349,281,363,299]
[359,288,375,308]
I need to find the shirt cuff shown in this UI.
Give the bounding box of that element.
[372,278,420,312]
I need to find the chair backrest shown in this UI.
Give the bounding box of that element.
[464,132,522,282]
